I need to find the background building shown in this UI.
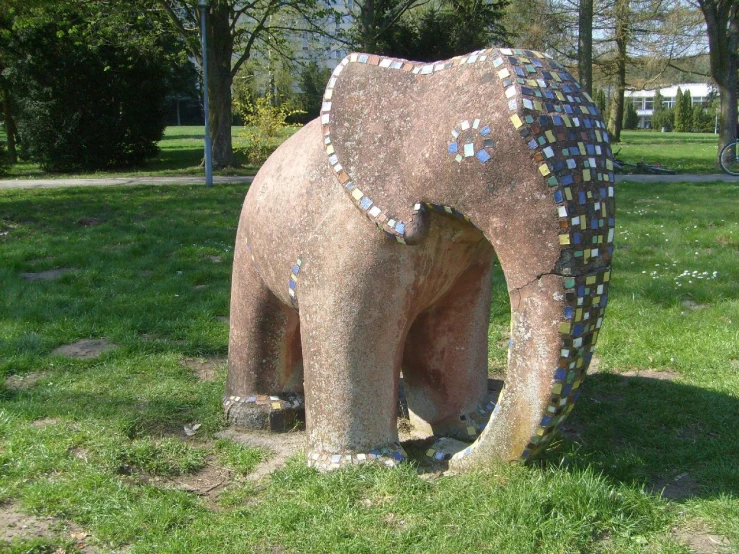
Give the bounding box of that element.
[625,83,714,128]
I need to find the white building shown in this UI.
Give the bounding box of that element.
[625,83,715,128]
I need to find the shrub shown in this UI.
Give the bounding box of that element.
[235,94,304,166]
[651,107,675,132]
[8,16,168,172]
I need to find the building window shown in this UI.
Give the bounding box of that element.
[664,97,675,108]
[644,98,653,110]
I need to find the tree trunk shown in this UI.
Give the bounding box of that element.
[207,2,235,169]
[578,0,593,95]
[698,0,738,164]
[607,0,628,142]
[1,81,18,164]
[359,0,378,51]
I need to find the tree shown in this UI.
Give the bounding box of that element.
[578,0,593,94]
[155,0,332,169]
[606,0,629,142]
[673,87,684,131]
[377,0,510,60]
[675,87,692,131]
[298,61,331,122]
[622,99,639,129]
[7,5,171,171]
[694,0,737,160]
[594,87,607,112]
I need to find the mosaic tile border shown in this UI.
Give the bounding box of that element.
[223,392,304,412]
[307,442,407,471]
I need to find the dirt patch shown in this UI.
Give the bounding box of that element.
[621,369,681,381]
[673,524,731,553]
[159,460,232,501]
[51,339,118,359]
[654,472,699,500]
[0,502,95,552]
[77,217,104,227]
[22,268,75,281]
[179,357,226,382]
[193,284,208,291]
[31,418,61,428]
[207,255,222,263]
[216,428,305,482]
[0,503,58,543]
[5,371,50,390]
[682,299,709,311]
[216,316,229,325]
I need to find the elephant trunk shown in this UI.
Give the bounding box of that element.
[449,211,612,469]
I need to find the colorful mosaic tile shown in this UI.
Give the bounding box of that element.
[288,258,302,311]
[307,442,407,471]
[448,119,495,165]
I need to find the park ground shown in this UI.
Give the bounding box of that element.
[1,127,732,180]
[0,177,737,553]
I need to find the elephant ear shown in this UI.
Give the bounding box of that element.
[320,53,431,244]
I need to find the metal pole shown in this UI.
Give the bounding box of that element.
[199,2,213,188]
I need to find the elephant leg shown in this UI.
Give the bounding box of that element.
[298,244,413,470]
[402,245,495,442]
[224,232,303,431]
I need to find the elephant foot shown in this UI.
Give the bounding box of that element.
[223,393,305,432]
[307,442,407,471]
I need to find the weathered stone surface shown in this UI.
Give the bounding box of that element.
[226,48,615,471]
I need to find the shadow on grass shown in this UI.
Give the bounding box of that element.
[542,372,739,501]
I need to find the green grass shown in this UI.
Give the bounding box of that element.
[1,126,299,180]
[616,131,724,174]
[1,181,737,553]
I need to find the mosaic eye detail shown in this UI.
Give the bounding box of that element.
[447,119,495,164]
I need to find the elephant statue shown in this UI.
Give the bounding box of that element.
[224,47,615,471]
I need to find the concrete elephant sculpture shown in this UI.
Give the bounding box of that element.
[225,47,615,471]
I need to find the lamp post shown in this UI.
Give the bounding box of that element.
[198,0,213,188]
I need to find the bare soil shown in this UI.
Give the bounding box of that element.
[179,357,227,382]
[4,371,50,390]
[51,339,118,359]
[22,268,75,281]
[216,428,306,482]
[673,523,731,553]
[0,502,96,552]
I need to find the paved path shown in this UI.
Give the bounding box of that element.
[0,175,254,189]
[0,173,736,189]
[615,173,738,183]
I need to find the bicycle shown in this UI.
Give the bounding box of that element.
[612,149,677,175]
[719,139,739,176]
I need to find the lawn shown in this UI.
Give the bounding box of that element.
[616,131,724,174]
[1,181,737,553]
